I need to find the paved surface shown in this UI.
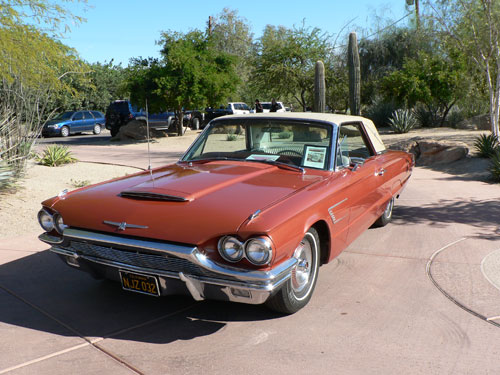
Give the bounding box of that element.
[1,140,500,374]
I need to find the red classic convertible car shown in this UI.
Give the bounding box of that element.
[38,113,413,314]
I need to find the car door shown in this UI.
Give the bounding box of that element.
[84,111,96,131]
[71,112,85,133]
[337,122,384,244]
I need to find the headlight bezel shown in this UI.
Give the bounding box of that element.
[53,213,68,234]
[245,237,273,265]
[37,209,55,232]
[218,235,274,266]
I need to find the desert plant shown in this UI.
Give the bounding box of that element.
[0,161,13,191]
[314,60,325,113]
[226,133,238,141]
[389,109,417,134]
[414,105,437,128]
[474,134,499,158]
[364,99,398,128]
[348,32,361,116]
[490,150,500,182]
[36,145,77,167]
[70,179,90,188]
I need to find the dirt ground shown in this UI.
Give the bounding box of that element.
[0,127,494,240]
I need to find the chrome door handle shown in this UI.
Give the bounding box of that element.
[376,168,386,176]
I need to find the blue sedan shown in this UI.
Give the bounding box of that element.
[42,110,105,137]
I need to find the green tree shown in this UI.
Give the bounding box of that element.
[251,23,332,111]
[422,0,500,139]
[0,0,87,184]
[209,8,255,104]
[382,52,468,125]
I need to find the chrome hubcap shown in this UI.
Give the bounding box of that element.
[385,198,394,218]
[291,240,313,294]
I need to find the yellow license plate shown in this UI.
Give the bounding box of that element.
[119,270,160,297]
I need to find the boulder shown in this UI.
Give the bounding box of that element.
[113,120,168,141]
[388,139,469,165]
[456,114,491,131]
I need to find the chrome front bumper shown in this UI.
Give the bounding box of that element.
[40,228,296,305]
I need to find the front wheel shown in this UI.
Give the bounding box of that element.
[93,124,102,135]
[60,126,69,137]
[191,117,200,130]
[266,228,320,314]
[373,197,394,227]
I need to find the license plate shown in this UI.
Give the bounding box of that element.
[119,270,160,297]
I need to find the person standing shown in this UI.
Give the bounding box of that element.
[270,98,279,112]
[255,99,263,113]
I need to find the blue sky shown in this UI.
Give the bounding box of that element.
[62,0,412,66]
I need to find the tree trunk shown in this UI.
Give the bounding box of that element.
[348,32,361,116]
[314,61,325,113]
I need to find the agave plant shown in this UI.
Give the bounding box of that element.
[36,145,77,167]
[490,149,500,182]
[388,109,417,134]
[474,133,499,158]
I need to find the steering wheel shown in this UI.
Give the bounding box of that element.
[277,149,302,156]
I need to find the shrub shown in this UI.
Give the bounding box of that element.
[0,161,13,191]
[490,149,500,182]
[70,179,90,188]
[364,99,398,128]
[474,134,499,158]
[36,145,77,167]
[226,133,238,141]
[414,105,437,128]
[388,109,417,134]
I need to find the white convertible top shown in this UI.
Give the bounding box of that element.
[220,112,387,154]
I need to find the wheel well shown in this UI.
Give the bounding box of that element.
[312,220,330,265]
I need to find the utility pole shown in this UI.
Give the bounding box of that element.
[406,0,420,29]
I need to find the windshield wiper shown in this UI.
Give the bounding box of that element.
[250,159,305,173]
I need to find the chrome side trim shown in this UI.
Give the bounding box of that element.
[328,198,348,224]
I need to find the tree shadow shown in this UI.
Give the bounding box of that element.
[0,251,281,345]
[393,198,500,240]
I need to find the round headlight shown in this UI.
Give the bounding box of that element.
[38,209,54,232]
[245,237,273,265]
[54,214,68,234]
[218,236,244,262]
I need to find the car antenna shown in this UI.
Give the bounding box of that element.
[145,100,153,179]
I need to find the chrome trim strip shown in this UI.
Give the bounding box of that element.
[333,215,348,225]
[329,198,348,210]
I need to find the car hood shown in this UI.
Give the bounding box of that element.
[46,162,324,245]
[45,119,69,126]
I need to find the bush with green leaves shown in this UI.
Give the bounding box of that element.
[364,99,398,128]
[474,134,499,158]
[36,145,77,167]
[388,109,417,134]
[490,150,500,182]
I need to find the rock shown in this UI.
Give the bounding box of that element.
[417,140,469,165]
[456,114,491,131]
[113,120,168,141]
[388,139,469,165]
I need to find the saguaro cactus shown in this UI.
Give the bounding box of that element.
[348,32,361,116]
[314,60,325,113]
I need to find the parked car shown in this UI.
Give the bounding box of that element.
[261,101,286,113]
[203,103,252,125]
[105,100,176,137]
[227,102,252,114]
[42,110,105,137]
[37,113,413,314]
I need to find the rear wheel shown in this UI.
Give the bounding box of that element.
[60,126,69,137]
[93,124,102,135]
[266,228,320,314]
[373,197,394,227]
[110,126,119,137]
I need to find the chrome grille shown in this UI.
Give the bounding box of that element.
[63,241,215,278]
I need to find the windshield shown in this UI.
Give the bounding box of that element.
[53,112,73,120]
[182,119,332,170]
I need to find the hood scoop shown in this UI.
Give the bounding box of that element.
[119,190,190,202]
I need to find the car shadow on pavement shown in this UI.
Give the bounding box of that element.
[392,198,500,240]
[0,250,281,345]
